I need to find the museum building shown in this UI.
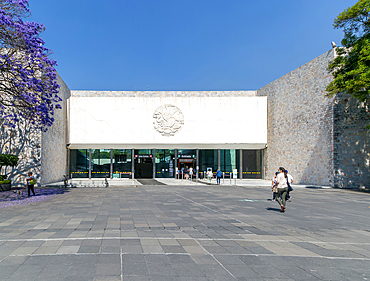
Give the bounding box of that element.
[3,48,369,188]
[67,91,267,180]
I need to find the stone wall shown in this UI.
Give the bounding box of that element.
[257,50,335,186]
[41,74,71,184]
[333,94,370,188]
[0,118,41,186]
[0,73,70,186]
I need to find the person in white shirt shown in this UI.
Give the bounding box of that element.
[271,172,279,201]
[275,167,288,212]
[207,169,213,184]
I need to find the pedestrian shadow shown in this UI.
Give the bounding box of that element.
[0,187,68,203]
[266,207,281,212]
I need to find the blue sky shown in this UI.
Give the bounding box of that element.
[28,0,357,91]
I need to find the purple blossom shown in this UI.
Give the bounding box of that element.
[0,0,61,131]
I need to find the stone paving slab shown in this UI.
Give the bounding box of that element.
[0,184,369,280]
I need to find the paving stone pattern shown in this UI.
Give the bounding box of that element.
[0,185,370,280]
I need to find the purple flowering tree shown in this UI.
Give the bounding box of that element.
[0,0,61,131]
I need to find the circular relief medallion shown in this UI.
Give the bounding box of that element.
[153,104,184,137]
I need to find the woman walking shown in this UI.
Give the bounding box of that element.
[207,169,213,184]
[275,167,289,212]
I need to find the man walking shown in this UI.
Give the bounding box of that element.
[216,169,222,185]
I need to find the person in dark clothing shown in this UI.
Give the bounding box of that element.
[26,172,36,197]
[216,169,222,185]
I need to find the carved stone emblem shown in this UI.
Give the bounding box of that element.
[153,105,184,137]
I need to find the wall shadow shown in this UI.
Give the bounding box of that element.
[332,94,370,188]
[0,118,41,186]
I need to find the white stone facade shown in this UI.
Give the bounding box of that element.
[68,93,267,149]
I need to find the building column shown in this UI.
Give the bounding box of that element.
[239,149,243,179]
[88,149,92,179]
[196,149,199,181]
[153,149,156,179]
[110,149,113,179]
[217,149,220,170]
[131,149,134,178]
[66,148,70,178]
[261,149,265,180]
[175,149,178,179]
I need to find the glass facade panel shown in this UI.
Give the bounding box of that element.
[155,149,175,178]
[134,149,153,178]
[70,149,89,178]
[177,149,196,176]
[69,148,262,180]
[199,149,217,178]
[91,149,110,178]
[242,150,262,179]
[220,149,240,176]
[112,149,132,178]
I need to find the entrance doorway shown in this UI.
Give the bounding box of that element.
[134,150,153,178]
[178,158,195,178]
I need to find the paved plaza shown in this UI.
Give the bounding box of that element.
[0,182,370,281]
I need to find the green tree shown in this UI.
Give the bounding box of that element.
[326,0,370,103]
[0,154,19,179]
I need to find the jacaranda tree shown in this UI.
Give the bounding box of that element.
[0,0,61,131]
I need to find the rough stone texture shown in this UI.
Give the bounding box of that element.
[333,94,370,188]
[0,116,41,186]
[0,73,70,186]
[41,74,71,184]
[257,50,335,186]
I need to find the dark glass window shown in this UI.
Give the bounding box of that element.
[199,149,217,176]
[112,149,132,178]
[155,149,175,178]
[220,149,240,176]
[70,149,89,178]
[91,149,110,178]
[134,149,153,178]
[242,150,262,179]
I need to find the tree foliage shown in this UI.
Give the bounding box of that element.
[326,0,370,102]
[0,153,18,175]
[0,0,61,130]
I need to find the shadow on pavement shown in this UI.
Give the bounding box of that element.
[0,187,69,203]
[266,207,281,212]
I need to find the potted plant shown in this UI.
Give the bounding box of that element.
[0,154,19,191]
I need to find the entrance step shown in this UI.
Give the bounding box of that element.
[136,179,166,185]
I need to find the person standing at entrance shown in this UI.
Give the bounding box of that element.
[216,169,222,185]
[207,169,213,184]
[26,172,36,197]
[275,167,288,212]
[189,167,193,180]
[184,166,189,180]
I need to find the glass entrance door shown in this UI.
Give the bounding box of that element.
[134,149,153,178]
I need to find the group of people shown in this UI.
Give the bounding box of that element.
[183,167,222,185]
[182,166,194,179]
[271,167,293,212]
[206,168,222,184]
